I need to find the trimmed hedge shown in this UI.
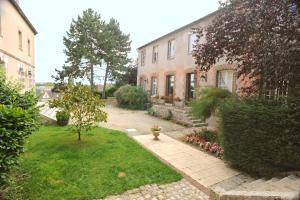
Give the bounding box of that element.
[0,74,39,186]
[219,97,300,176]
[114,85,148,110]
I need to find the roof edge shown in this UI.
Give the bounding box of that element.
[9,0,38,35]
[137,9,221,50]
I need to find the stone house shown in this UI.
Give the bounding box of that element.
[0,0,37,91]
[136,9,241,126]
[137,9,239,104]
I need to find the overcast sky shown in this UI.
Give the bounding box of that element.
[20,0,220,83]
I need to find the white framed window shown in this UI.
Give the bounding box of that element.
[27,39,31,56]
[140,77,147,91]
[151,77,158,96]
[18,64,25,81]
[217,70,234,92]
[188,33,197,54]
[18,31,22,50]
[0,16,2,36]
[28,67,32,78]
[152,46,158,63]
[140,50,146,66]
[167,39,175,59]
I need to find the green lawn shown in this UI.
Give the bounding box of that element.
[7,126,181,200]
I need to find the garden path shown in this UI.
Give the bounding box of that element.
[99,103,189,138]
[132,133,241,195]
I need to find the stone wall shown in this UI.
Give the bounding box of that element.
[152,104,191,126]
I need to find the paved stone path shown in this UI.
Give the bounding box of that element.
[99,104,188,138]
[102,179,208,200]
[132,134,240,190]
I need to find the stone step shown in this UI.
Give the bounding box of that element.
[211,174,254,192]
[190,119,203,122]
[220,190,300,200]
[192,123,208,127]
[273,177,300,191]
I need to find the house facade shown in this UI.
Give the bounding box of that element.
[137,10,239,108]
[0,0,37,91]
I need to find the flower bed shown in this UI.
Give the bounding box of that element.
[183,129,224,158]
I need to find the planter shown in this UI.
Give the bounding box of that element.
[174,101,184,108]
[157,99,165,104]
[152,131,160,140]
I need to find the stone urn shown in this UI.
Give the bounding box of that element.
[152,130,160,140]
[151,125,161,140]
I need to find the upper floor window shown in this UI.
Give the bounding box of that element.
[18,31,22,50]
[188,33,197,54]
[152,46,158,63]
[0,16,2,36]
[27,40,31,56]
[167,39,175,59]
[140,50,146,66]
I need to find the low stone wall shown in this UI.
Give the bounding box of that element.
[152,104,191,126]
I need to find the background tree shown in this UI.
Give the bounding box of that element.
[50,83,107,141]
[193,0,299,98]
[102,18,131,98]
[115,61,137,86]
[53,10,131,96]
[53,9,106,90]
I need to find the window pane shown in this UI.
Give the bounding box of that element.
[217,70,233,92]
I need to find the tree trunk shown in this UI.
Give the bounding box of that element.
[102,64,109,99]
[78,130,81,141]
[90,64,94,91]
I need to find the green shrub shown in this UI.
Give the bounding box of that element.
[114,85,148,110]
[56,110,70,126]
[0,74,39,186]
[219,97,300,176]
[163,109,173,120]
[106,85,119,97]
[147,107,156,116]
[190,87,232,120]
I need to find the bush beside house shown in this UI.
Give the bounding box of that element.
[219,97,300,176]
[190,87,232,120]
[0,74,39,187]
[114,85,148,110]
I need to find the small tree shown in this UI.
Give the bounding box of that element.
[50,83,107,140]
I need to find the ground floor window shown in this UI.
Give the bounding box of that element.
[151,77,158,96]
[166,75,175,102]
[140,77,147,91]
[217,70,234,92]
[186,73,196,101]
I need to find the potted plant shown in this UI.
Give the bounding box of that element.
[151,95,160,104]
[151,125,162,140]
[164,96,173,105]
[158,96,165,104]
